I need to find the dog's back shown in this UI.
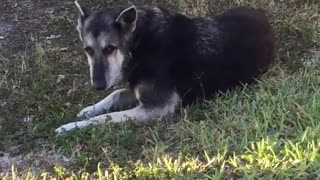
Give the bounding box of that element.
[127,6,275,105]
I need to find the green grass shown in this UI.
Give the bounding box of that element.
[0,0,320,179]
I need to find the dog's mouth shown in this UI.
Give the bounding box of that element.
[110,80,127,90]
[93,80,107,91]
[92,79,124,91]
[91,63,125,91]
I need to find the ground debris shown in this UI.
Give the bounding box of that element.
[46,35,61,40]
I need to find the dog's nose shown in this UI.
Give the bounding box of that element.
[93,80,106,90]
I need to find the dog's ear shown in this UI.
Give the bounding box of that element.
[75,0,91,41]
[75,0,86,17]
[115,5,138,32]
[75,0,90,33]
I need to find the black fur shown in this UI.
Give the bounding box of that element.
[79,5,275,107]
[122,6,275,106]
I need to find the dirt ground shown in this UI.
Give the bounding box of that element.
[1,0,57,55]
[0,0,77,173]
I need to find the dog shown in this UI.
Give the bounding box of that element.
[55,1,275,133]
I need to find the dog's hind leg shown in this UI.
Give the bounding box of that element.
[77,88,138,118]
[55,92,180,133]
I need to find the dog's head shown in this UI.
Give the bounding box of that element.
[75,1,137,90]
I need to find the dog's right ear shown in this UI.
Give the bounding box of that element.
[115,6,138,32]
[75,0,90,34]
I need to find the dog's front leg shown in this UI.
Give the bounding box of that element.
[77,88,137,118]
[55,92,180,133]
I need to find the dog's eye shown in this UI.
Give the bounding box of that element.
[84,47,94,56]
[103,45,117,56]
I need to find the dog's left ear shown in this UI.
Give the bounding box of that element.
[75,0,91,41]
[115,6,138,32]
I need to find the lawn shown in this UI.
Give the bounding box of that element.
[0,0,320,179]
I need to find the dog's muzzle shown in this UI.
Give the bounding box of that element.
[93,80,107,90]
[92,59,107,90]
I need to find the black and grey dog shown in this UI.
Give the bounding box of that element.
[55,1,275,133]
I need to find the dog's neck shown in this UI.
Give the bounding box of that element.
[129,6,180,51]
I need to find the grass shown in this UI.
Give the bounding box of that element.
[0,0,320,179]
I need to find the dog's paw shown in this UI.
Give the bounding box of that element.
[55,123,79,134]
[77,105,97,118]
